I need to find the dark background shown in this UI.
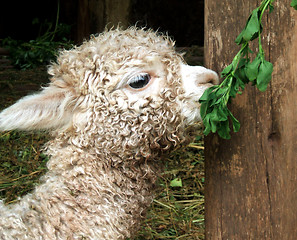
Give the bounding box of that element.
[0,0,204,46]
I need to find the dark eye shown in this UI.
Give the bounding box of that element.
[129,74,151,89]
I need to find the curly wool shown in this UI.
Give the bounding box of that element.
[0,27,205,240]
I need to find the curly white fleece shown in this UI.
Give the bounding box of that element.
[0,27,217,240]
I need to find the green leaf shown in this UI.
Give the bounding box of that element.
[243,8,261,42]
[291,0,297,10]
[236,8,262,44]
[228,110,240,132]
[203,114,212,136]
[170,178,183,187]
[210,118,217,133]
[228,86,238,99]
[256,59,273,92]
[215,87,227,98]
[210,108,220,122]
[231,77,246,95]
[221,63,233,77]
[200,102,209,119]
[269,2,275,13]
[200,87,218,120]
[217,107,229,121]
[246,55,261,81]
[237,57,250,68]
[234,66,248,87]
[199,86,217,102]
[235,30,245,45]
[195,135,202,141]
[217,120,231,139]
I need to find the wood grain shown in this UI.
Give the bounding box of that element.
[204,1,297,239]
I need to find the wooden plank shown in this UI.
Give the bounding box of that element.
[204,1,297,239]
[77,0,92,42]
[76,0,131,43]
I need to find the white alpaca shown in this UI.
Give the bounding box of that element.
[0,28,218,240]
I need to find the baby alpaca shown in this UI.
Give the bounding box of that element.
[0,28,218,239]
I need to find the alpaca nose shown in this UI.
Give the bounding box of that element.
[181,64,219,91]
[194,67,219,86]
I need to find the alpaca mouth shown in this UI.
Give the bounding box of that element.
[180,102,202,125]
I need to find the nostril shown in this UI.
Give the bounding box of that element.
[207,71,220,85]
[180,64,220,89]
[196,71,220,86]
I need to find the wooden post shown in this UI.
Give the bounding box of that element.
[204,1,297,239]
[76,0,131,43]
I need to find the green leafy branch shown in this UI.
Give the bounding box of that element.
[199,0,297,139]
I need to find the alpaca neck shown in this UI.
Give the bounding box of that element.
[43,145,162,238]
[1,141,163,239]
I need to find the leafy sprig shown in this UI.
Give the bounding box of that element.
[199,0,295,139]
[291,0,297,9]
[1,1,72,70]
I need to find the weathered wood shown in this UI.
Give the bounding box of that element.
[204,1,297,239]
[76,0,131,43]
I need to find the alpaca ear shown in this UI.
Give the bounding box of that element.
[0,85,76,131]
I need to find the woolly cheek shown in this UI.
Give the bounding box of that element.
[119,80,166,113]
[176,88,205,126]
[180,100,202,125]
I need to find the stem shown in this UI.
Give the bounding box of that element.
[219,42,248,89]
[258,0,272,56]
[259,0,272,15]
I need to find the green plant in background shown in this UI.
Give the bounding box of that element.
[1,1,72,70]
[199,0,297,139]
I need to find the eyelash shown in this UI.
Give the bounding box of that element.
[128,73,151,89]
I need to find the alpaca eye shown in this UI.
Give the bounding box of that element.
[129,74,151,89]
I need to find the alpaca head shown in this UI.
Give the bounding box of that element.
[0,28,218,162]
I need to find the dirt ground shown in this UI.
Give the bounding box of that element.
[0,64,49,108]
